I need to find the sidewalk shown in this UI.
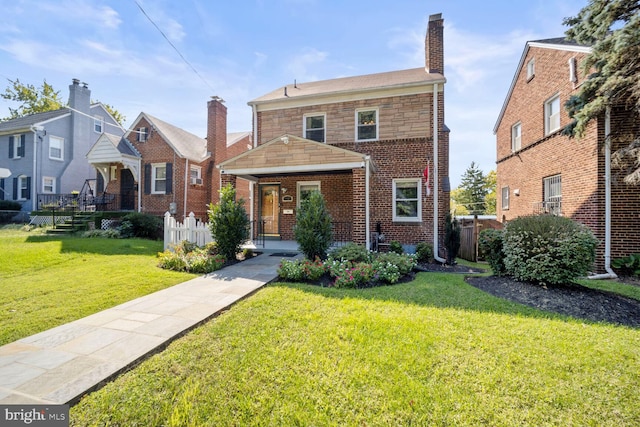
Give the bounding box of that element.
[0,250,300,405]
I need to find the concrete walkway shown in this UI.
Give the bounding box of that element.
[0,249,301,405]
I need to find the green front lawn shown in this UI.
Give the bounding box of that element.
[0,227,197,345]
[71,274,640,426]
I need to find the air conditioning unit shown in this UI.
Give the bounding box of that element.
[191,177,203,185]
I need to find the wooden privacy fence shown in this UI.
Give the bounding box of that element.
[457,216,503,262]
[164,212,213,250]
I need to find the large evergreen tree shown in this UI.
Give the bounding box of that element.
[563,0,640,184]
[456,162,488,215]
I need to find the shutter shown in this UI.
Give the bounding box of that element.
[9,136,14,159]
[0,179,4,201]
[96,173,104,193]
[19,135,26,157]
[165,163,173,194]
[144,164,151,194]
[25,177,31,200]
[13,178,17,200]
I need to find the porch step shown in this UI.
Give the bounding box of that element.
[46,213,96,235]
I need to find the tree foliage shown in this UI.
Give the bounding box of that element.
[1,78,64,121]
[563,0,640,184]
[484,170,497,215]
[1,78,125,126]
[454,162,490,215]
[294,190,333,260]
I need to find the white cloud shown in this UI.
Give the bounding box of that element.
[285,48,328,82]
[38,0,122,30]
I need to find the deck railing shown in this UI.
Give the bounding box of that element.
[37,192,119,212]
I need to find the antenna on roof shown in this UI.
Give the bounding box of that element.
[284,86,288,97]
[294,79,297,88]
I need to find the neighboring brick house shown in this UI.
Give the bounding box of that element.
[87,98,251,222]
[0,79,123,217]
[218,13,450,254]
[494,37,640,272]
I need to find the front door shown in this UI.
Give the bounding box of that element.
[259,184,280,237]
[120,169,135,210]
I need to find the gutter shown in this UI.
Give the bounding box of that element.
[432,83,446,263]
[588,106,617,280]
[30,126,43,209]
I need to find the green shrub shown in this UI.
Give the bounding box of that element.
[478,228,506,276]
[415,242,433,264]
[82,229,121,239]
[333,262,375,288]
[444,213,461,265]
[294,190,333,260]
[372,259,401,284]
[503,215,598,285]
[278,258,327,282]
[157,243,225,273]
[389,240,403,254]
[376,252,417,276]
[611,253,640,277]
[328,243,372,263]
[208,184,250,261]
[119,212,162,239]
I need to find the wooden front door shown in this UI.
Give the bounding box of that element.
[259,184,280,237]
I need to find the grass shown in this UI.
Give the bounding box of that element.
[71,272,640,426]
[0,226,197,345]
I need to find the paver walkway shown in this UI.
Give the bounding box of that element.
[0,251,300,405]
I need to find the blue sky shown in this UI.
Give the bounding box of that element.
[0,0,588,187]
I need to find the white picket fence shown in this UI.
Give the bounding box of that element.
[163,212,213,250]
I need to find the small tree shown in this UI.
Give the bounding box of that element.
[207,184,250,261]
[294,190,333,260]
[444,213,461,265]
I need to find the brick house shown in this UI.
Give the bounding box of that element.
[87,98,251,222]
[218,13,450,255]
[494,37,640,273]
[0,79,123,217]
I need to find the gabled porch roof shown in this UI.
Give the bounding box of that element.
[86,133,141,182]
[217,134,375,177]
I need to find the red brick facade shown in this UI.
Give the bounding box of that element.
[495,41,640,271]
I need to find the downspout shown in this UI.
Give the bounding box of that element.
[432,83,446,263]
[252,104,258,148]
[365,156,370,250]
[183,158,189,219]
[31,128,38,209]
[588,106,617,279]
[138,158,142,212]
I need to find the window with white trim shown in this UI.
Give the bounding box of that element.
[49,136,64,160]
[110,165,117,181]
[297,181,321,208]
[501,186,510,210]
[526,58,535,80]
[304,113,325,143]
[9,134,25,159]
[17,175,29,200]
[543,174,562,215]
[356,108,378,141]
[190,166,202,185]
[94,115,104,133]
[43,177,55,194]
[545,94,561,134]
[138,127,149,142]
[152,163,167,194]
[511,122,521,152]
[393,179,421,222]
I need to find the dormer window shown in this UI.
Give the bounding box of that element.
[138,127,149,142]
[304,113,325,143]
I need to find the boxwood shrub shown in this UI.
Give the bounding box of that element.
[478,228,506,276]
[502,215,597,285]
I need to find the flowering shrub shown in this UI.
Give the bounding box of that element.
[372,260,401,284]
[277,258,327,281]
[327,252,415,287]
[328,260,375,288]
[376,252,417,275]
[158,243,226,273]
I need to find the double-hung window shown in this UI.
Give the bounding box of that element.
[543,174,562,215]
[138,127,149,142]
[511,122,521,152]
[94,115,104,133]
[49,136,64,160]
[152,163,167,194]
[526,58,535,80]
[297,181,321,208]
[190,166,202,185]
[545,95,561,134]
[501,186,510,210]
[304,114,325,143]
[9,134,25,159]
[356,108,378,141]
[43,177,55,194]
[17,175,30,200]
[393,179,421,222]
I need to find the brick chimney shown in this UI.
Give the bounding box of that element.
[425,13,444,74]
[207,97,227,204]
